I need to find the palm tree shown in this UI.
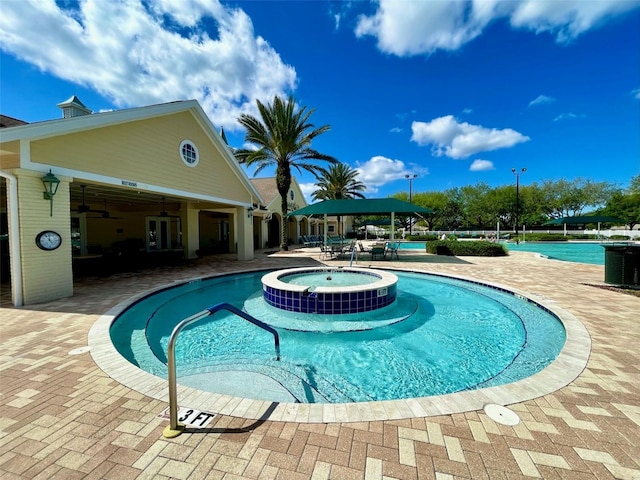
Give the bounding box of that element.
[234,96,337,250]
[312,163,366,236]
[312,163,366,201]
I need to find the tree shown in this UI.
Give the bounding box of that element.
[412,191,450,231]
[601,175,640,229]
[234,96,337,250]
[312,163,366,201]
[313,163,366,236]
[537,178,616,219]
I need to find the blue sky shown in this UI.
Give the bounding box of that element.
[1,0,639,203]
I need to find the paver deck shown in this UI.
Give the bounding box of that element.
[1,247,638,479]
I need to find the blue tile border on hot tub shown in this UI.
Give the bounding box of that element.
[262,267,398,315]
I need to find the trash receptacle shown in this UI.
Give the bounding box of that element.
[603,245,640,286]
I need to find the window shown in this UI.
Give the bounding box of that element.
[179,140,199,167]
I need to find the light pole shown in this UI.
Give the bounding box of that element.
[405,174,417,235]
[511,168,526,244]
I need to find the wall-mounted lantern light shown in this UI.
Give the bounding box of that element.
[41,170,60,216]
[247,206,255,218]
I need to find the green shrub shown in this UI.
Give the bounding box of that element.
[406,234,438,241]
[426,240,507,256]
[609,235,630,240]
[522,233,570,241]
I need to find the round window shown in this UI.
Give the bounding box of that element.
[179,140,199,167]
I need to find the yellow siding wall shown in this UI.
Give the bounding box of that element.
[0,140,21,169]
[17,172,73,304]
[30,112,251,204]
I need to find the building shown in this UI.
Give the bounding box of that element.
[1,97,274,306]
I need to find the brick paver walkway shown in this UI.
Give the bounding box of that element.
[1,248,638,479]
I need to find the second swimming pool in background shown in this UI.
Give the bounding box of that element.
[399,241,606,265]
[504,242,605,265]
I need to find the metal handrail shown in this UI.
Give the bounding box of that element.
[349,244,356,266]
[163,302,280,438]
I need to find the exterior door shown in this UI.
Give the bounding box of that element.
[146,217,171,252]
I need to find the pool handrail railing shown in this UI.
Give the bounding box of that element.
[163,302,281,438]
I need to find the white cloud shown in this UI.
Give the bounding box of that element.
[389,127,403,133]
[355,156,426,193]
[411,115,529,159]
[0,0,296,131]
[632,87,640,100]
[509,0,639,44]
[355,0,638,56]
[469,159,495,171]
[528,94,556,107]
[462,107,473,114]
[299,182,318,204]
[355,0,502,56]
[553,112,584,121]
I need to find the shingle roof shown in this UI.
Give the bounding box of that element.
[250,178,279,205]
[0,114,28,128]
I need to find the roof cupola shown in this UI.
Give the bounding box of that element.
[56,95,92,118]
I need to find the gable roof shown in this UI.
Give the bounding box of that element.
[250,176,307,210]
[250,178,279,205]
[0,99,263,203]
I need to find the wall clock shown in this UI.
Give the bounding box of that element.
[35,230,62,251]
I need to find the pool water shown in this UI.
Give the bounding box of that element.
[399,242,426,250]
[399,240,606,265]
[110,270,566,403]
[504,241,605,265]
[283,271,377,288]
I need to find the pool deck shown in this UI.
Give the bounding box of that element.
[1,248,638,479]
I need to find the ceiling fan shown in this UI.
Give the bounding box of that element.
[75,185,92,213]
[159,197,180,218]
[88,199,123,220]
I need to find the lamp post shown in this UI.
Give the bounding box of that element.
[405,174,417,235]
[511,168,526,244]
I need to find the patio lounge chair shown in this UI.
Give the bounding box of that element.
[370,245,386,260]
[357,242,370,254]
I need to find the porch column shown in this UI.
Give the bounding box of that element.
[236,206,254,260]
[17,170,73,304]
[181,204,200,259]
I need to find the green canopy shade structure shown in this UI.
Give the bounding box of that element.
[287,198,433,217]
[543,215,626,226]
[287,198,433,244]
[543,215,627,238]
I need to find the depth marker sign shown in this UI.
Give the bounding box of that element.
[158,407,216,428]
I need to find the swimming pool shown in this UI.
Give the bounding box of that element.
[505,241,605,265]
[109,269,566,404]
[399,240,606,265]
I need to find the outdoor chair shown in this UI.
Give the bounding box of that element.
[320,244,336,260]
[302,235,317,247]
[385,242,400,260]
[370,245,386,260]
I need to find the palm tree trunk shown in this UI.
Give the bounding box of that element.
[276,168,291,251]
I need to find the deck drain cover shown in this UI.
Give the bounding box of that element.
[484,404,520,425]
[69,346,91,356]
